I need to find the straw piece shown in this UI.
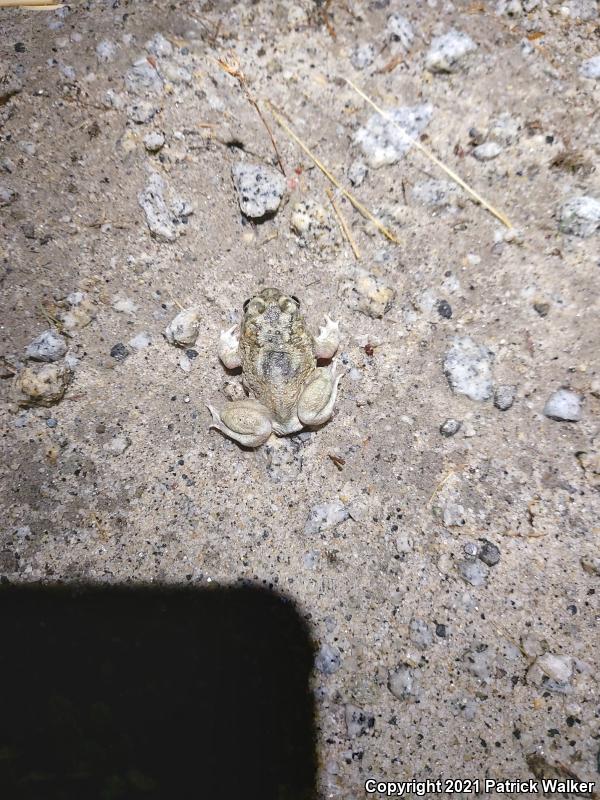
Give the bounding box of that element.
[0,1,63,7]
[326,188,361,260]
[345,77,513,229]
[268,103,401,245]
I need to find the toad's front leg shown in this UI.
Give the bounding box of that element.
[297,363,342,427]
[218,324,242,369]
[207,399,273,448]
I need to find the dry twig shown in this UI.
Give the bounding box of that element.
[326,188,361,259]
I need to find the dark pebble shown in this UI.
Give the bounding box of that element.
[185,349,199,360]
[436,299,452,319]
[46,418,57,428]
[15,42,26,53]
[478,538,500,567]
[440,418,461,437]
[435,623,447,638]
[110,342,130,361]
[534,302,550,317]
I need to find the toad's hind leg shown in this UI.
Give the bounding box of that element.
[207,399,272,448]
[297,363,342,427]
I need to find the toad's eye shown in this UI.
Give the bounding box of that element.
[291,295,301,307]
[243,298,251,312]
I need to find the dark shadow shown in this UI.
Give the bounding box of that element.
[0,583,317,800]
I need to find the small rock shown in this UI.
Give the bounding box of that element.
[0,64,24,102]
[440,418,461,437]
[425,29,477,74]
[143,131,165,152]
[345,704,375,738]
[472,141,502,161]
[580,556,600,576]
[435,624,447,638]
[543,389,582,422]
[231,162,286,219]
[412,179,458,209]
[46,418,57,428]
[478,539,500,567]
[161,62,192,85]
[496,0,523,16]
[24,329,67,362]
[494,384,515,411]
[350,43,375,70]
[125,57,163,95]
[222,379,246,402]
[533,653,573,685]
[354,104,433,168]
[0,185,18,206]
[58,291,96,331]
[443,337,493,401]
[576,449,600,486]
[533,301,550,317]
[348,160,368,187]
[558,196,600,238]
[112,297,138,314]
[442,501,466,527]
[437,299,452,319]
[103,434,131,456]
[127,101,157,124]
[315,644,341,675]
[409,618,433,648]
[145,33,173,58]
[345,270,395,319]
[128,332,153,350]
[164,306,201,348]
[463,644,495,681]
[264,436,303,483]
[95,40,116,63]
[457,559,489,587]
[304,501,349,535]
[464,541,478,557]
[138,172,193,242]
[386,14,414,49]
[110,343,130,361]
[12,363,72,407]
[179,354,191,373]
[579,55,600,79]
[290,200,340,249]
[388,665,419,700]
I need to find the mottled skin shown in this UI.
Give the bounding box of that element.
[208,288,341,447]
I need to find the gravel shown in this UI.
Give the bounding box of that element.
[440,418,462,437]
[478,539,501,567]
[354,104,433,168]
[231,162,286,219]
[347,160,368,187]
[443,337,494,401]
[350,43,375,70]
[304,501,349,534]
[345,704,375,738]
[558,196,600,237]
[543,388,582,422]
[164,306,201,348]
[388,665,419,701]
[0,185,18,206]
[579,55,600,79]
[315,643,342,675]
[110,343,130,361]
[24,329,67,362]
[472,141,502,161]
[143,131,165,152]
[412,179,458,209]
[138,172,193,242]
[425,29,477,73]
[125,57,164,95]
[12,363,72,407]
[457,559,490,586]
[385,13,414,49]
[345,270,395,318]
[494,384,516,411]
[127,101,158,124]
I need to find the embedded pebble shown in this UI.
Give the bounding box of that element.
[354,104,433,168]
[95,40,116,63]
[388,665,419,701]
[457,559,490,586]
[145,33,173,58]
[348,161,368,187]
[127,101,157,124]
[576,449,600,486]
[125,58,163,95]
[345,704,375,738]
[291,200,339,249]
[315,643,341,675]
[112,297,138,314]
[443,337,493,401]
[437,299,452,319]
[496,0,524,15]
[531,653,573,686]
[25,329,67,362]
[579,55,600,79]
[110,343,130,361]
[463,645,495,681]
[58,291,96,331]
[264,436,303,483]
[143,131,165,152]
[412,179,458,209]
[386,14,414,49]
[478,539,500,567]
[164,306,201,348]
[103,434,131,456]
[179,354,192,373]
[0,64,24,102]
[0,185,18,206]
[350,43,375,70]
[494,384,515,411]
[304,501,349,535]
[472,141,502,161]
[409,618,433,648]
[138,172,193,242]
[12,363,72,407]
[558,196,600,238]
[345,270,395,319]
[440,418,461,437]
[543,389,582,422]
[231,162,286,219]
[128,332,153,350]
[425,30,477,74]
[222,379,246,402]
